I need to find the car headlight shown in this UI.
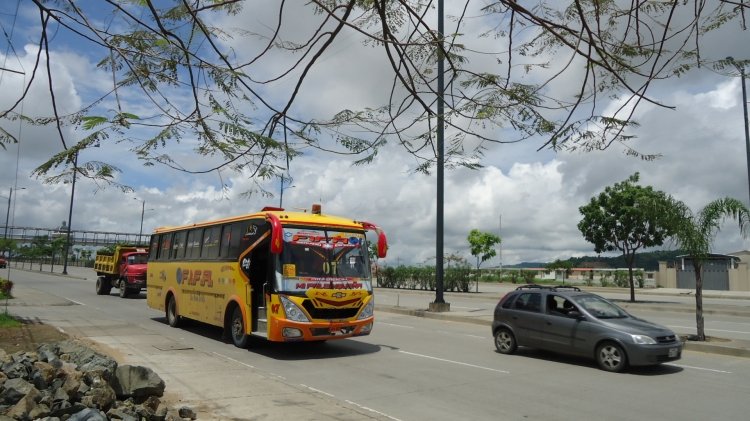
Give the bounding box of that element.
[357,299,374,320]
[280,296,310,322]
[630,334,657,345]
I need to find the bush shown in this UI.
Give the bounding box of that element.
[0,278,13,298]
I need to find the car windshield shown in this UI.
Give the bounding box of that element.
[573,294,628,319]
[274,227,372,293]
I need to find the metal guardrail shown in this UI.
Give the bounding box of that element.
[0,225,149,247]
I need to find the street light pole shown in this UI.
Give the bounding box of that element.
[139,199,145,243]
[62,152,78,275]
[3,187,12,240]
[727,57,750,205]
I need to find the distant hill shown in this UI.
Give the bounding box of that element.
[507,250,685,271]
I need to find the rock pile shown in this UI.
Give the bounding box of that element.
[0,340,197,420]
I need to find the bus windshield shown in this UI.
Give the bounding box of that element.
[274,227,372,293]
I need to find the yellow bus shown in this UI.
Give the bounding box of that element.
[146,204,387,348]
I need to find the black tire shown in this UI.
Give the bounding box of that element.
[494,328,517,354]
[596,342,628,372]
[95,277,111,295]
[119,281,129,298]
[230,306,249,348]
[166,295,181,328]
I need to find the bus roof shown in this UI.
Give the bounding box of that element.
[152,205,368,234]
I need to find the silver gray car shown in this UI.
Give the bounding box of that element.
[492,285,683,372]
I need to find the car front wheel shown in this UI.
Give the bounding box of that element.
[596,342,628,372]
[494,328,517,354]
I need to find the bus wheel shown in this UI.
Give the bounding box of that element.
[95,277,111,295]
[230,306,249,348]
[166,295,181,328]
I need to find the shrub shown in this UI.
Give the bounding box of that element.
[0,278,13,298]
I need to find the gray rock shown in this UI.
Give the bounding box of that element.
[0,377,34,404]
[112,365,165,398]
[67,407,108,421]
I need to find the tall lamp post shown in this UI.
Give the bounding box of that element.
[2,187,25,259]
[62,152,78,275]
[279,175,294,208]
[134,198,153,245]
[727,57,750,205]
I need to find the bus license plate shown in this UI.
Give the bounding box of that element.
[668,347,679,358]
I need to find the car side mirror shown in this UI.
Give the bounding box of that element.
[567,310,584,320]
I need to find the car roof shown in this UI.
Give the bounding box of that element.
[511,285,596,298]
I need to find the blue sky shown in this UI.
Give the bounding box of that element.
[1,1,750,266]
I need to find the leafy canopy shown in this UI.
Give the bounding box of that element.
[467,228,501,269]
[1,1,747,192]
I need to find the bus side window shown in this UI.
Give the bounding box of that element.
[186,229,203,260]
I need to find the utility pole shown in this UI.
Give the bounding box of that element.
[430,0,449,312]
[727,57,750,205]
[62,152,78,275]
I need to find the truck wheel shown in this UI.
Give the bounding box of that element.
[95,277,111,295]
[230,306,249,348]
[167,295,181,328]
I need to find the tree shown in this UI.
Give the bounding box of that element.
[2,2,746,190]
[29,236,51,271]
[578,173,677,302]
[467,229,501,270]
[48,237,67,272]
[0,238,17,258]
[545,259,573,284]
[667,197,750,341]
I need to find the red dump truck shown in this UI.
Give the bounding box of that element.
[94,246,148,298]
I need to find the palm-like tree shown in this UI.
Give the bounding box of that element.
[669,197,750,341]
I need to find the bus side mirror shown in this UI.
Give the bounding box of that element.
[266,213,283,254]
[361,222,388,259]
[376,230,387,258]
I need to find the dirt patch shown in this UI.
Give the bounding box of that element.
[0,319,70,354]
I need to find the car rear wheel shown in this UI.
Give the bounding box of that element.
[494,328,517,354]
[166,295,181,328]
[596,342,628,372]
[230,306,249,348]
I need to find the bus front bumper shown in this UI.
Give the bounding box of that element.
[270,317,374,342]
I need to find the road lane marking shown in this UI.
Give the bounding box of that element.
[301,384,334,397]
[666,363,732,374]
[63,297,85,305]
[464,334,486,339]
[380,322,414,329]
[344,400,404,421]
[399,350,510,374]
[211,352,256,369]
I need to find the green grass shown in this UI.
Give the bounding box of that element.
[0,311,21,328]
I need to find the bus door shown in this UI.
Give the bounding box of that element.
[237,219,271,333]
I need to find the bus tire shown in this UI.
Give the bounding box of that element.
[230,305,249,348]
[95,277,111,295]
[166,295,181,328]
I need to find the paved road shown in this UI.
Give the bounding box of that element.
[5,266,750,420]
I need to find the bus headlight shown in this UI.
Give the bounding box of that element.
[357,299,374,320]
[280,296,310,322]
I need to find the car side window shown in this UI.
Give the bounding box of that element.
[547,294,566,315]
[513,292,541,313]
